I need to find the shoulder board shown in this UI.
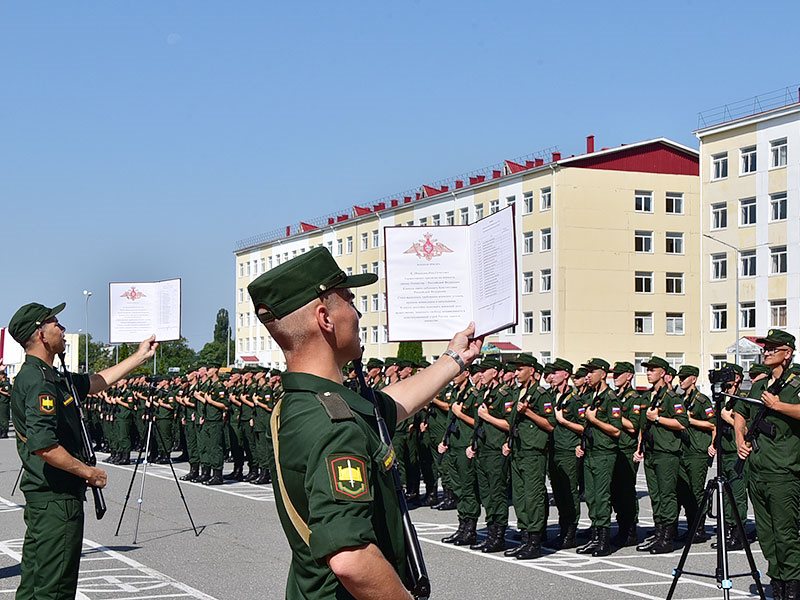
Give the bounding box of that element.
[786,375,800,389]
[536,386,547,394]
[498,387,510,397]
[38,365,58,384]
[316,392,356,422]
[623,389,638,400]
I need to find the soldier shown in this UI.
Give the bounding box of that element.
[113,379,134,465]
[609,361,641,547]
[432,370,469,511]
[155,378,175,463]
[675,365,714,542]
[393,360,421,503]
[634,356,689,554]
[197,367,227,485]
[574,358,621,557]
[0,368,12,438]
[503,354,556,559]
[180,369,201,481]
[250,369,273,485]
[735,330,800,599]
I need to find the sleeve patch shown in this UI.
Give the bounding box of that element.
[327,454,372,501]
[504,401,514,413]
[543,402,553,414]
[611,406,621,418]
[39,394,56,414]
[674,403,685,414]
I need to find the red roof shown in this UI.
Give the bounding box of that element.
[240,355,260,362]
[492,342,521,351]
[564,141,698,176]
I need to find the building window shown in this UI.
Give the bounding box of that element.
[460,207,469,225]
[381,326,388,343]
[770,299,787,327]
[260,336,265,351]
[740,146,757,174]
[771,246,787,274]
[372,230,380,247]
[665,232,684,254]
[635,271,654,293]
[523,192,534,214]
[770,192,787,221]
[238,288,244,303]
[446,210,455,225]
[666,272,684,294]
[635,190,653,212]
[711,202,728,229]
[239,313,244,328]
[771,138,788,168]
[371,261,380,276]
[711,355,727,370]
[371,326,379,344]
[740,302,756,329]
[239,262,244,277]
[540,351,551,365]
[371,294,379,312]
[634,230,653,253]
[712,153,728,180]
[506,195,516,207]
[346,267,353,276]
[419,217,427,226]
[432,214,441,226]
[246,262,251,276]
[336,239,343,255]
[634,312,654,334]
[666,353,684,371]
[360,296,368,313]
[666,192,684,214]
[711,304,727,331]
[740,250,756,277]
[346,236,353,254]
[666,313,684,335]
[475,204,484,220]
[360,232,369,251]
[490,200,499,214]
[523,311,534,333]
[269,256,274,269]
[540,269,552,292]
[740,198,757,226]
[540,228,552,251]
[523,231,534,254]
[523,271,534,294]
[360,264,368,274]
[635,353,651,374]
[359,327,367,345]
[540,310,552,333]
[540,187,552,211]
[711,253,727,280]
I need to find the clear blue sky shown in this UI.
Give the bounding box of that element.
[1,1,797,350]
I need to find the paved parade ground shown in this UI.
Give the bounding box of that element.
[0,436,773,600]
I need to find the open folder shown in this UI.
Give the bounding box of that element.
[384,206,518,341]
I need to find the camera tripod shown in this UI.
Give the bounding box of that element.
[115,380,199,543]
[665,378,765,600]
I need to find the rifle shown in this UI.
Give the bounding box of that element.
[506,385,534,452]
[470,388,489,453]
[580,389,604,452]
[353,359,430,600]
[58,353,107,520]
[733,373,791,475]
[636,387,664,456]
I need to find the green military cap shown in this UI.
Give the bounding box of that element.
[469,363,482,375]
[417,359,431,368]
[384,357,398,367]
[396,359,414,370]
[7,301,66,345]
[507,353,541,370]
[573,367,588,379]
[665,365,677,377]
[366,358,384,369]
[677,365,700,378]
[580,357,610,372]
[477,358,502,371]
[748,363,771,377]
[543,363,555,375]
[551,358,573,374]
[642,355,669,370]
[269,368,282,377]
[248,247,377,322]
[611,361,635,374]
[725,362,744,376]
[756,328,796,349]
[501,362,517,373]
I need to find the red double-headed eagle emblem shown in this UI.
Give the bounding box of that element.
[121,287,146,301]
[404,233,453,261]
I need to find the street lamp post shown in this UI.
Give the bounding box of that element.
[703,235,740,366]
[82,290,93,373]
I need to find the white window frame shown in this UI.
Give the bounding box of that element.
[523,231,534,254]
[359,296,368,313]
[346,236,353,254]
[446,210,455,225]
[740,198,757,226]
[360,232,369,251]
[711,253,727,281]
[540,310,552,333]
[770,299,787,327]
[712,152,728,180]
[506,195,516,207]
[371,294,379,312]
[740,146,757,175]
[540,269,552,292]
[432,214,441,226]
[770,246,787,274]
[635,271,654,294]
[372,230,380,248]
[475,204,484,220]
[634,190,653,213]
[666,313,684,335]
[665,231,684,254]
[540,228,552,252]
[634,312,654,334]
[740,250,756,277]
[666,272,684,295]
[371,326,379,344]
[634,230,653,253]
[523,311,534,333]
[770,138,787,168]
[711,304,728,331]
[711,202,728,230]
[523,271,534,294]
[665,192,684,214]
[523,192,534,214]
[739,302,756,329]
[770,192,787,222]
[540,187,552,211]
[489,200,500,214]
[459,207,469,225]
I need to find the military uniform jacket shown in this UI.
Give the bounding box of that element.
[253,384,272,432]
[507,384,556,452]
[268,372,406,600]
[585,388,622,452]
[616,386,641,451]
[552,385,585,453]
[10,355,91,502]
[681,389,713,457]
[205,381,226,421]
[642,386,689,453]
[734,373,800,480]
[452,385,479,449]
[479,383,511,451]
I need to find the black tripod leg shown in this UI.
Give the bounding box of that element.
[722,481,766,600]
[11,465,23,496]
[114,432,148,536]
[153,418,199,537]
[666,479,716,600]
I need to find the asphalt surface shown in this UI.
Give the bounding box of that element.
[0,434,774,600]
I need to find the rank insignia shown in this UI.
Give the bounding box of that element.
[504,401,514,414]
[39,394,56,414]
[543,402,553,414]
[674,403,685,414]
[380,445,395,471]
[63,395,74,406]
[327,455,371,501]
[611,406,621,418]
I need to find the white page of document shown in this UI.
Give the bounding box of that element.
[109,278,182,343]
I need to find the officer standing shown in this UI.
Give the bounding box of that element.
[0,368,12,437]
[247,247,482,598]
[8,301,156,600]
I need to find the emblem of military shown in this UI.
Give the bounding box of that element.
[328,455,371,500]
[121,287,146,301]
[404,233,454,261]
[39,394,56,414]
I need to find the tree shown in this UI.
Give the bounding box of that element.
[152,337,197,375]
[77,333,114,373]
[198,308,236,368]
[397,341,423,363]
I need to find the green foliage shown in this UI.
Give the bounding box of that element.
[198,307,235,368]
[77,333,113,373]
[397,341,423,362]
[213,309,230,344]
[152,337,197,375]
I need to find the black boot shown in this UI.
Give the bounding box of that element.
[253,469,271,485]
[612,522,638,547]
[423,490,439,507]
[224,466,244,481]
[196,466,211,483]
[453,518,477,546]
[437,489,457,511]
[470,523,494,551]
[637,525,661,552]
[482,525,507,553]
[117,452,131,466]
[442,518,465,544]
[180,464,199,481]
[649,522,676,554]
[204,468,224,486]
[516,532,542,560]
[576,527,599,554]
[504,531,529,557]
[559,524,578,550]
[592,527,612,557]
[244,467,260,482]
[785,580,799,600]
[772,579,786,600]
[727,526,744,550]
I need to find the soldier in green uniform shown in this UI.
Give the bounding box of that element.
[247,246,482,599]
[609,361,641,547]
[155,379,175,463]
[503,354,556,559]
[433,370,469,511]
[392,360,421,503]
[734,330,800,600]
[634,355,689,554]
[8,301,156,600]
[0,369,12,437]
[250,369,273,484]
[418,360,447,506]
[574,358,621,557]
[180,369,201,481]
[675,365,714,542]
[113,379,134,465]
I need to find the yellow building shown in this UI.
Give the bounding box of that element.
[696,91,800,375]
[234,136,700,386]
